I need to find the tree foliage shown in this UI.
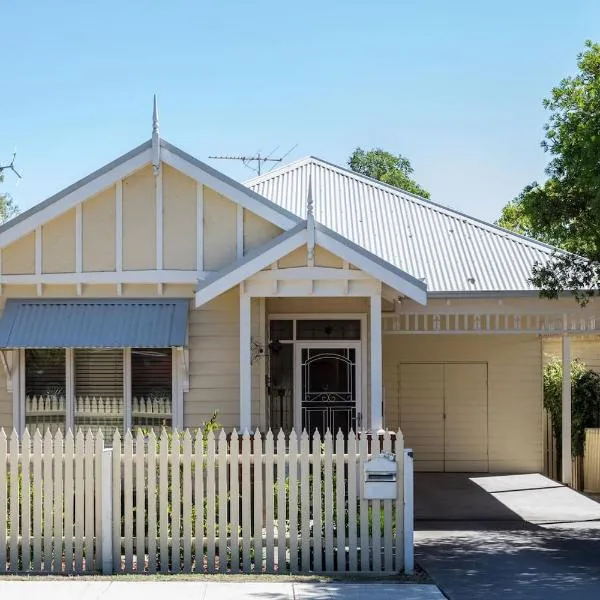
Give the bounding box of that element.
[497,41,600,304]
[0,174,18,224]
[543,357,600,456]
[348,147,430,198]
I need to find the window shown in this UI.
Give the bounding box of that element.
[22,348,175,436]
[131,348,172,432]
[24,349,66,435]
[74,349,124,438]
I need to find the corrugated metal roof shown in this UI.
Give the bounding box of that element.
[0,299,189,348]
[246,157,557,293]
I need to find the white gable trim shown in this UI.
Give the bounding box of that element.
[314,224,427,305]
[195,225,308,306]
[0,143,153,248]
[160,143,299,231]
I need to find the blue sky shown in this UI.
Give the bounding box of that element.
[1,1,599,223]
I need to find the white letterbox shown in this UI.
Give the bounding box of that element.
[363,454,397,500]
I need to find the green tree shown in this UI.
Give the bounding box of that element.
[0,155,20,223]
[348,147,430,198]
[497,41,600,304]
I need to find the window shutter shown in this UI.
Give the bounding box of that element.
[74,349,124,437]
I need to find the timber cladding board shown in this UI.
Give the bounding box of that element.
[163,164,197,270]
[203,187,237,270]
[42,209,76,274]
[383,334,543,473]
[185,288,261,430]
[243,210,283,254]
[2,232,35,275]
[122,165,156,270]
[82,186,116,272]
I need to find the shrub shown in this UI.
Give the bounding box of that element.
[544,357,600,456]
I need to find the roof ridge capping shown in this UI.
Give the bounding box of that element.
[246,155,563,256]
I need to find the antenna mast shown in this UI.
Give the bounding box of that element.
[208,153,282,176]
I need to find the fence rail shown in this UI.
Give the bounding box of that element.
[0,427,410,575]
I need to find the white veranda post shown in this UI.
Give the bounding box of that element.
[562,334,572,485]
[240,289,252,432]
[370,292,383,432]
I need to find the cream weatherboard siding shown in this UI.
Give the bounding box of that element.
[383,334,543,473]
[543,336,600,372]
[2,231,35,275]
[185,287,262,430]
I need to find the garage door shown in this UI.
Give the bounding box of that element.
[398,362,488,472]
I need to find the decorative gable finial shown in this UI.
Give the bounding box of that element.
[152,94,161,176]
[307,174,315,267]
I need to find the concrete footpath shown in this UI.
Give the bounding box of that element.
[0,581,446,599]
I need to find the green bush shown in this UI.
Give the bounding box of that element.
[544,357,600,456]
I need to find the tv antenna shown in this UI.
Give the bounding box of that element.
[0,152,21,179]
[209,144,298,176]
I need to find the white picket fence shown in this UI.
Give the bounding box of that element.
[0,427,412,575]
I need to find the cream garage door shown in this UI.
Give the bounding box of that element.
[398,362,488,472]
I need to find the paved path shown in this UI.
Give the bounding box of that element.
[415,473,600,599]
[0,581,445,600]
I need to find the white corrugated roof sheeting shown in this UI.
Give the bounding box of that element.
[246,157,555,293]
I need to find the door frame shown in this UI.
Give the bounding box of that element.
[294,340,363,433]
[266,313,368,432]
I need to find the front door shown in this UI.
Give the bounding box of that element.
[296,344,360,436]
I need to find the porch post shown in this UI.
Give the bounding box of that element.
[561,332,572,485]
[370,292,383,432]
[240,288,252,432]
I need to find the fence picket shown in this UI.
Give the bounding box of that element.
[383,431,394,572]
[112,431,122,573]
[147,431,157,574]
[276,430,286,573]
[217,430,228,573]
[335,430,346,572]
[206,430,216,572]
[32,431,42,573]
[371,435,381,572]
[0,430,6,573]
[312,430,322,573]
[264,430,274,573]
[241,431,251,572]
[135,430,145,573]
[52,430,64,573]
[74,430,84,573]
[288,430,298,573]
[300,430,310,572]
[43,430,54,572]
[323,430,334,571]
[123,431,134,573]
[229,430,240,573]
[347,430,357,572]
[94,432,104,573]
[395,430,405,572]
[63,431,74,574]
[9,431,19,573]
[253,429,263,573]
[182,431,192,573]
[159,429,169,573]
[171,431,181,573]
[359,432,369,571]
[84,431,95,572]
[193,429,204,573]
[21,430,31,573]
[0,427,405,577]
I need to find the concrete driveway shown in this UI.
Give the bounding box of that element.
[415,473,600,599]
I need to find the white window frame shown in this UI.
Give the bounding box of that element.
[16,347,183,434]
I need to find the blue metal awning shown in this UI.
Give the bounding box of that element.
[0,299,190,348]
